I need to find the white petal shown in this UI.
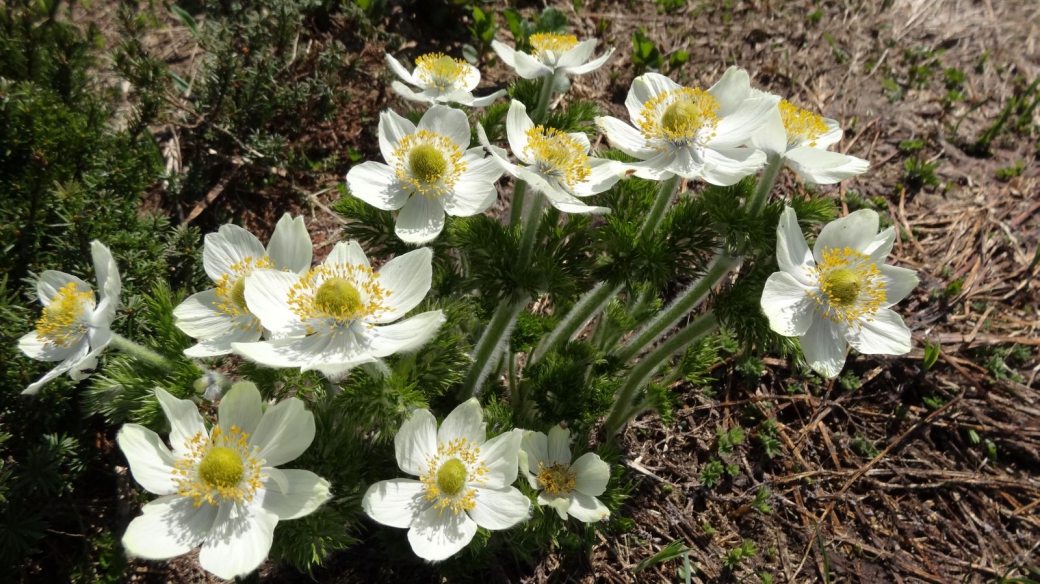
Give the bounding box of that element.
[556,39,596,69]
[385,53,418,85]
[218,382,263,437]
[563,47,614,75]
[373,248,433,324]
[467,89,507,108]
[517,168,611,215]
[122,496,218,560]
[203,224,266,283]
[407,504,478,561]
[538,492,572,519]
[37,271,89,306]
[491,40,518,68]
[506,100,534,164]
[571,158,623,197]
[460,62,481,91]
[776,206,814,285]
[476,123,521,178]
[347,161,410,211]
[566,492,610,523]
[326,239,371,271]
[512,50,552,79]
[231,335,329,370]
[300,331,373,374]
[469,487,530,530]
[444,175,498,216]
[395,195,445,244]
[91,241,121,317]
[22,344,88,395]
[362,479,428,528]
[701,146,766,186]
[173,289,234,340]
[242,270,303,336]
[626,73,681,122]
[815,118,844,149]
[547,425,572,465]
[880,264,918,307]
[708,66,752,116]
[438,397,485,446]
[418,105,471,152]
[117,424,177,496]
[864,227,896,263]
[155,387,207,458]
[480,429,522,489]
[365,311,446,357]
[596,116,655,160]
[801,319,847,379]
[379,109,417,165]
[391,81,436,104]
[785,148,869,184]
[183,326,260,358]
[198,505,277,580]
[18,331,76,362]
[250,396,315,467]
[751,107,789,156]
[847,309,912,355]
[395,408,438,476]
[258,469,330,520]
[267,214,312,273]
[814,209,879,262]
[571,452,610,497]
[761,271,815,337]
[520,431,548,489]
[712,95,781,148]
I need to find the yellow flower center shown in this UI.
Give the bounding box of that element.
[213,256,273,331]
[197,446,245,489]
[530,33,579,55]
[393,130,467,199]
[523,126,591,188]
[536,462,576,496]
[806,247,887,327]
[287,264,390,333]
[637,87,720,145]
[436,458,468,496]
[414,53,468,91]
[35,282,94,348]
[779,100,828,148]
[421,437,490,515]
[173,426,263,507]
[409,144,448,184]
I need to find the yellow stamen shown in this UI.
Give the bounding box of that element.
[536,461,576,496]
[197,447,244,489]
[173,426,263,507]
[35,282,94,348]
[393,130,466,199]
[314,277,364,318]
[230,278,248,312]
[806,247,887,327]
[779,100,828,148]
[530,33,579,55]
[414,53,468,91]
[287,264,390,334]
[421,437,489,516]
[637,87,720,145]
[523,126,591,188]
[213,256,273,332]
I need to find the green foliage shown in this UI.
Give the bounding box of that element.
[717,426,745,456]
[903,156,941,190]
[996,161,1024,182]
[750,486,773,515]
[633,538,693,573]
[723,539,758,570]
[501,7,568,53]
[700,458,725,487]
[631,27,663,72]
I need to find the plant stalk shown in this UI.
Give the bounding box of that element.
[748,153,783,219]
[530,281,618,364]
[459,294,531,399]
[639,174,681,237]
[531,72,557,124]
[110,333,174,369]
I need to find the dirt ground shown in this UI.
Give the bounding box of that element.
[77,0,1040,582]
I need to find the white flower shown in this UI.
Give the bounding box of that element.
[492,34,614,80]
[596,67,778,184]
[18,241,120,395]
[750,96,869,184]
[117,383,329,580]
[518,425,610,522]
[385,52,506,107]
[362,398,530,561]
[761,207,919,378]
[231,242,444,377]
[173,214,312,358]
[346,105,505,244]
[477,100,622,214]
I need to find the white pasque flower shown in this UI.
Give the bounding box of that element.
[477,100,622,214]
[518,425,611,523]
[362,398,530,561]
[596,67,778,184]
[761,207,919,378]
[346,105,504,244]
[174,214,312,357]
[18,241,120,395]
[492,34,614,80]
[385,52,506,107]
[750,95,869,184]
[117,383,329,580]
[232,242,444,377]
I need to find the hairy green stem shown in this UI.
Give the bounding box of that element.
[459,294,531,399]
[639,174,681,237]
[604,311,718,435]
[530,281,618,364]
[531,72,557,125]
[509,180,528,227]
[748,153,783,219]
[110,333,174,369]
[516,190,545,268]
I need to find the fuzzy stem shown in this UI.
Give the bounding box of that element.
[613,251,741,365]
[530,281,618,364]
[459,295,531,399]
[531,72,557,125]
[516,190,545,268]
[748,153,783,219]
[639,174,681,237]
[604,311,718,435]
[509,180,528,227]
[110,333,174,369]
